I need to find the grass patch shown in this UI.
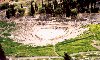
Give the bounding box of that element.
[1,38,56,57]
[56,39,98,56]
[55,24,100,56]
[0,21,15,34]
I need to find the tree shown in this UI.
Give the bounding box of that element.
[0,44,6,60]
[45,3,53,14]
[64,52,72,60]
[35,2,38,11]
[53,0,58,9]
[82,0,91,13]
[6,8,14,19]
[66,0,71,17]
[70,0,77,9]
[30,1,35,16]
[90,0,98,13]
[62,0,71,17]
[91,0,96,8]
[42,0,44,7]
[62,0,67,13]
[10,4,16,16]
[6,9,10,19]
[77,0,85,13]
[84,0,91,9]
[21,4,23,8]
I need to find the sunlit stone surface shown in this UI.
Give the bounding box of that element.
[36,28,66,40]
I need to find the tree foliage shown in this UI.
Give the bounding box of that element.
[3,0,99,18]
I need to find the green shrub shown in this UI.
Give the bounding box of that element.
[0,2,9,10]
[2,33,11,36]
[71,8,77,16]
[6,8,12,18]
[54,7,63,15]
[15,0,18,2]
[0,37,4,42]
[6,4,17,18]
[39,7,46,14]
[13,3,18,7]
[18,8,25,16]
[0,21,15,28]
[15,7,25,17]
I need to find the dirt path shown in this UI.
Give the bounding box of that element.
[8,56,63,60]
